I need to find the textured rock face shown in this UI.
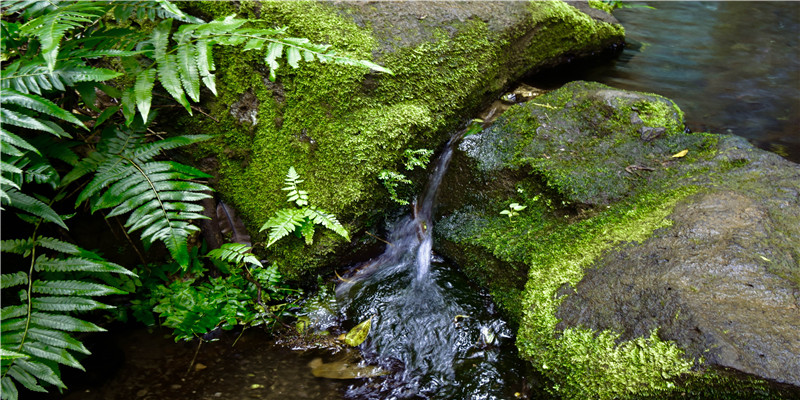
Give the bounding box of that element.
[557,187,800,386]
[185,1,625,279]
[434,80,800,395]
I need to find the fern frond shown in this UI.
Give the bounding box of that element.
[0,89,86,129]
[29,312,105,332]
[25,327,90,354]
[13,359,65,388]
[0,349,29,361]
[32,296,112,312]
[5,364,46,393]
[151,19,191,113]
[19,2,108,71]
[206,243,261,267]
[175,26,201,102]
[20,342,83,370]
[1,272,29,289]
[195,38,216,95]
[303,206,350,241]
[0,128,39,156]
[0,108,69,137]
[1,58,121,95]
[34,255,136,276]
[260,208,306,247]
[133,69,157,123]
[282,166,308,207]
[32,280,125,297]
[2,189,67,229]
[299,222,316,245]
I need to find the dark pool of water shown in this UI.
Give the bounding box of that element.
[528,1,800,162]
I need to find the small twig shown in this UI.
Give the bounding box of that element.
[185,340,203,376]
[365,231,393,247]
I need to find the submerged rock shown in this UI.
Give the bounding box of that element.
[180,1,624,279]
[434,81,800,397]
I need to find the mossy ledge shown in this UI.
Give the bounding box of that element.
[435,81,800,398]
[174,1,624,280]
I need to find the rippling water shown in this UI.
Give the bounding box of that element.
[530,1,800,162]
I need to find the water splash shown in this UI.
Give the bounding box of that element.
[335,128,525,399]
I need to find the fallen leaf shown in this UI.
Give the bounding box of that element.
[671,149,689,158]
[345,317,372,347]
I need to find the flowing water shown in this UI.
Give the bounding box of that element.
[528,1,800,162]
[334,133,527,399]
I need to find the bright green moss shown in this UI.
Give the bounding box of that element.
[181,1,624,280]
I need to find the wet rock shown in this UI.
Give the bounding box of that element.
[185,1,625,280]
[434,80,800,392]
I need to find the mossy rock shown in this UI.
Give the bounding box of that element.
[434,81,800,398]
[176,1,624,280]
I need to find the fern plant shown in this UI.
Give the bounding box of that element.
[0,235,136,399]
[260,167,350,247]
[1,1,390,396]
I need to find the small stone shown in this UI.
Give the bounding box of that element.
[194,362,207,371]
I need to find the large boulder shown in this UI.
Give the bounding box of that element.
[177,1,624,279]
[434,81,800,398]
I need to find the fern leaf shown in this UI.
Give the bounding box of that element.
[15,359,66,388]
[0,108,65,136]
[0,348,29,361]
[303,206,350,241]
[34,255,134,276]
[34,237,79,255]
[0,127,37,155]
[282,167,308,207]
[121,86,136,125]
[134,69,157,123]
[26,327,90,354]
[33,296,112,312]
[265,41,284,81]
[30,312,105,332]
[154,0,203,23]
[1,272,28,289]
[286,46,302,69]
[299,222,315,245]
[19,3,106,71]
[195,38,216,95]
[207,243,260,267]
[21,342,83,371]
[1,376,20,400]
[2,189,67,229]
[6,365,47,393]
[32,280,125,296]
[175,27,200,102]
[1,305,28,321]
[0,89,86,129]
[260,208,305,247]
[152,19,191,113]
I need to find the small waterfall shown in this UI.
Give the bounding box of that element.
[335,128,524,399]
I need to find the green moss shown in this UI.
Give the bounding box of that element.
[588,0,615,14]
[181,1,624,280]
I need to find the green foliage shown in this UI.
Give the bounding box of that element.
[499,202,526,219]
[1,1,388,397]
[140,243,300,342]
[378,170,413,205]
[379,148,433,205]
[260,168,349,247]
[0,236,135,398]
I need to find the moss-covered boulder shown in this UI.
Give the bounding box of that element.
[434,81,800,398]
[178,1,624,280]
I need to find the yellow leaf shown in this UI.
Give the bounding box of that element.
[344,317,372,347]
[671,149,689,158]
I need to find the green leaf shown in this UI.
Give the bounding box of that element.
[195,38,216,95]
[152,19,191,114]
[0,89,86,129]
[32,280,125,296]
[286,46,301,69]
[120,87,136,126]
[6,365,47,393]
[15,358,66,389]
[2,189,67,229]
[1,272,28,289]
[265,41,284,82]
[304,206,349,241]
[26,327,90,354]
[1,376,19,400]
[33,296,112,312]
[21,342,84,371]
[260,208,305,247]
[30,312,105,332]
[176,30,200,102]
[344,316,372,347]
[299,222,315,245]
[134,69,157,123]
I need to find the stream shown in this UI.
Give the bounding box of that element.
[35,2,799,399]
[528,1,800,162]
